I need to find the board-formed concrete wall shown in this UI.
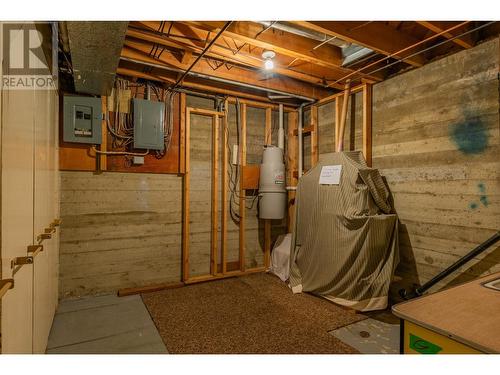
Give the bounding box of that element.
[59,95,286,297]
[317,38,500,295]
[59,171,183,298]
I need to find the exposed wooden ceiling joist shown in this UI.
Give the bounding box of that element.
[416,21,473,49]
[174,21,382,81]
[290,21,427,67]
[126,28,333,87]
[117,66,298,106]
[120,42,331,100]
[183,21,344,67]
[111,20,496,102]
[124,21,386,94]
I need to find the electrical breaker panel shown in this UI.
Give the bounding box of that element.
[63,96,102,144]
[133,98,165,150]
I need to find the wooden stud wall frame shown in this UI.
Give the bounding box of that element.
[362,83,373,167]
[182,107,222,282]
[287,112,298,232]
[182,101,278,284]
[238,103,247,273]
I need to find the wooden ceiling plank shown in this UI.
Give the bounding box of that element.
[186,21,383,81]
[120,44,331,99]
[132,21,383,84]
[290,21,427,67]
[116,66,298,107]
[125,31,335,87]
[416,21,473,49]
[184,21,344,66]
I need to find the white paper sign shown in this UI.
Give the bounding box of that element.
[319,165,342,185]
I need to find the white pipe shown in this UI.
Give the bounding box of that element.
[298,104,305,178]
[278,103,284,151]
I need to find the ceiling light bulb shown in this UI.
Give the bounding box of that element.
[264,58,274,70]
[262,50,276,70]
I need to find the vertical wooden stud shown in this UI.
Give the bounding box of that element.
[182,108,191,281]
[221,101,228,274]
[179,92,186,173]
[310,105,318,167]
[337,80,352,152]
[362,83,373,167]
[287,111,298,232]
[211,115,219,275]
[264,107,272,268]
[335,97,341,152]
[265,107,272,146]
[239,103,247,272]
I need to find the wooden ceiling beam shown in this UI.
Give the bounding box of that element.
[125,28,336,87]
[290,21,427,67]
[416,21,473,49]
[183,21,382,82]
[120,42,332,100]
[117,66,299,107]
[132,21,383,85]
[183,21,344,67]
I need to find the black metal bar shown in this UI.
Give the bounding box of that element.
[169,21,233,92]
[399,231,500,299]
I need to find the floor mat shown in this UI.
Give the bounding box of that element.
[141,273,366,353]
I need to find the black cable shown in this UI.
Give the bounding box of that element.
[169,21,233,92]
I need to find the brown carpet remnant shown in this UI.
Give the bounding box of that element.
[141,273,366,354]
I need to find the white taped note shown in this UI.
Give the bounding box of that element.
[319,165,342,185]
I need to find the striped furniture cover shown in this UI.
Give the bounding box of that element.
[289,151,399,311]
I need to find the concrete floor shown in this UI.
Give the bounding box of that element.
[330,317,400,354]
[47,294,168,354]
[47,293,399,354]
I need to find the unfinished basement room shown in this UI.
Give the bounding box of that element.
[1,1,500,372]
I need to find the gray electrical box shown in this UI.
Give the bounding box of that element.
[133,98,164,150]
[63,96,102,144]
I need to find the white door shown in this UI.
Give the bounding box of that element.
[32,88,55,353]
[0,22,59,354]
[1,88,36,354]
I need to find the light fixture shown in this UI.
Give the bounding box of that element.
[262,50,276,70]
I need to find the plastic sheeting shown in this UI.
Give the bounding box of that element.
[269,233,292,282]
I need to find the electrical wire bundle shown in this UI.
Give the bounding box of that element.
[225,98,260,225]
[152,84,175,159]
[107,78,134,150]
[105,78,176,158]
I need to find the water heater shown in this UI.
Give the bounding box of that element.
[259,146,286,219]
